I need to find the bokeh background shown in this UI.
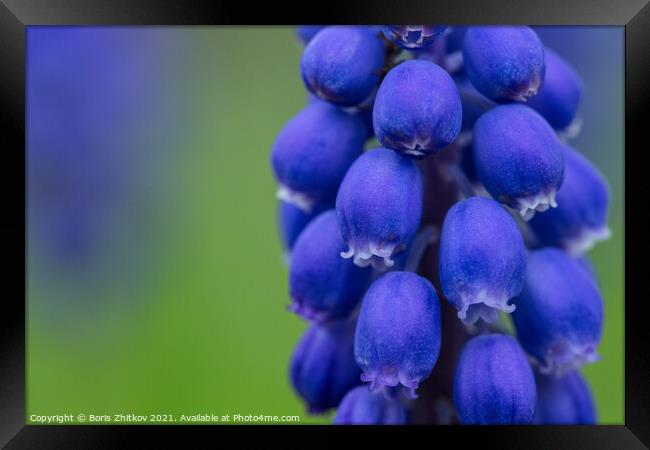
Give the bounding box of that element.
[26,26,624,424]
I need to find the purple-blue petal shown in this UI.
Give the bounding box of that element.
[373,59,462,158]
[301,26,385,107]
[289,210,371,323]
[528,146,610,255]
[354,271,441,394]
[270,101,367,210]
[512,248,604,374]
[439,197,527,324]
[290,320,362,413]
[278,200,331,252]
[463,26,545,102]
[527,48,583,130]
[533,370,597,424]
[336,148,423,270]
[473,104,564,219]
[333,385,408,425]
[454,334,536,424]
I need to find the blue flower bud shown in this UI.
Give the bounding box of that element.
[527,48,583,130]
[382,25,447,49]
[454,334,536,424]
[512,248,604,374]
[473,104,564,220]
[290,320,362,413]
[333,385,408,425]
[354,271,441,395]
[533,370,596,424]
[289,210,371,323]
[439,197,527,324]
[336,148,423,269]
[528,146,610,255]
[373,60,462,158]
[277,200,330,252]
[463,26,545,102]
[301,26,385,107]
[271,101,367,212]
[296,25,326,45]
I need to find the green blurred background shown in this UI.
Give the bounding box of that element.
[26,26,623,425]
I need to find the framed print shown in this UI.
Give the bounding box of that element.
[2,0,648,447]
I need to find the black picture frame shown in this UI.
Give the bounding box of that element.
[2,0,648,447]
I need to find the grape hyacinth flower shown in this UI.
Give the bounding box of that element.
[454,334,536,424]
[373,59,462,158]
[270,101,367,212]
[289,210,371,323]
[473,104,564,220]
[301,26,385,107]
[336,148,423,270]
[354,272,441,397]
[512,249,604,374]
[527,48,583,131]
[290,320,362,413]
[463,26,545,102]
[439,197,527,324]
[382,25,448,49]
[333,386,408,425]
[277,200,330,253]
[529,146,610,255]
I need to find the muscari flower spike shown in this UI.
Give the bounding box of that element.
[270,100,367,212]
[473,104,565,220]
[290,320,362,413]
[373,59,462,159]
[354,271,441,398]
[301,26,385,107]
[289,210,371,323]
[462,26,545,102]
[381,25,448,49]
[454,334,537,424]
[439,196,527,324]
[512,248,604,374]
[333,385,408,425]
[527,47,583,131]
[533,370,596,424]
[529,146,610,255]
[336,148,423,270]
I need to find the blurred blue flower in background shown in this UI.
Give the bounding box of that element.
[27,27,185,324]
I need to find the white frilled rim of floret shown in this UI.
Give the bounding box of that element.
[537,341,601,376]
[517,189,559,221]
[563,226,611,256]
[340,241,405,271]
[359,367,420,400]
[276,185,314,213]
[456,290,516,325]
